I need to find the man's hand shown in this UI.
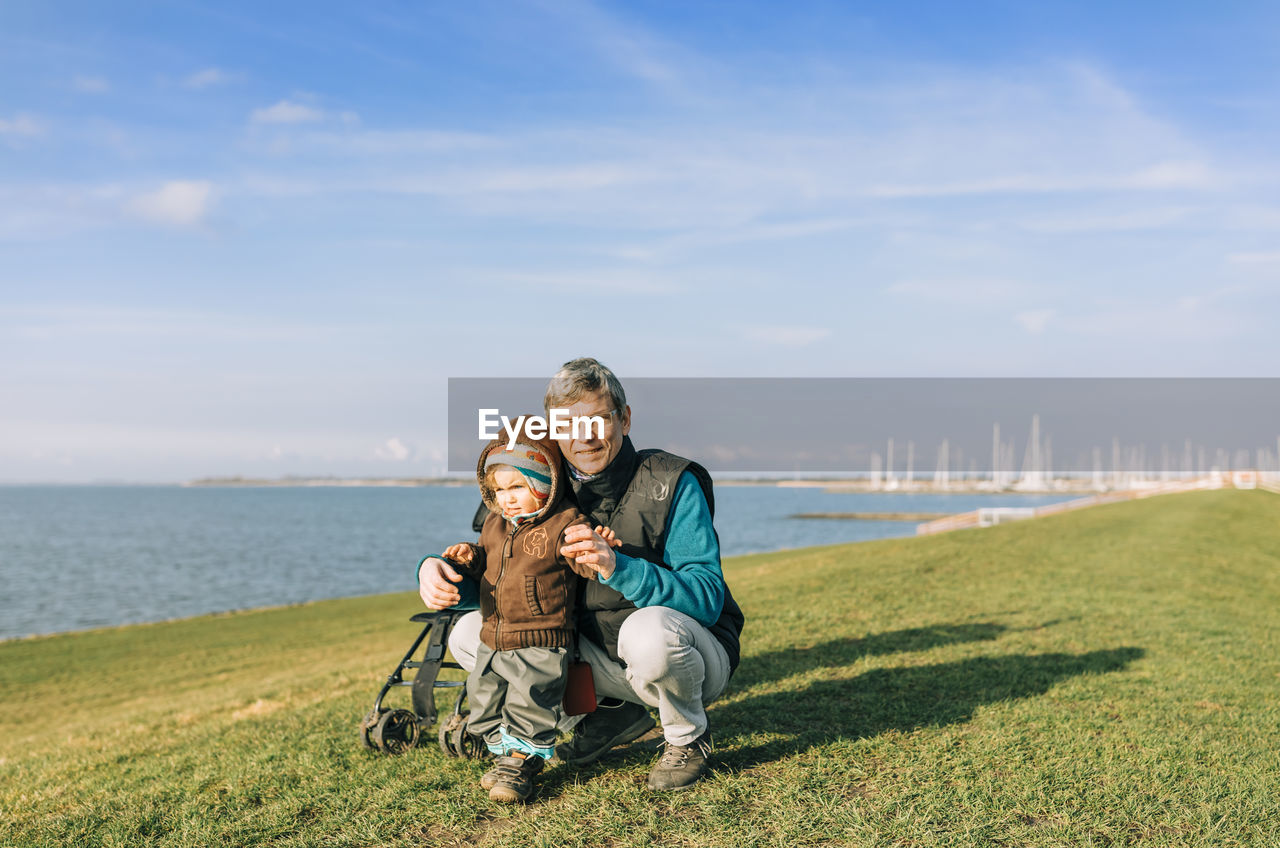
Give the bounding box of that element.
[442,543,474,564]
[418,557,464,610]
[560,524,618,580]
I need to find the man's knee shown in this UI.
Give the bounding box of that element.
[446,611,483,673]
[616,607,699,685]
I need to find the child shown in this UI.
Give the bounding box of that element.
[441,429,608,803]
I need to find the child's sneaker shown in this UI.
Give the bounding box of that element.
[485,752,544,803]
[478,754,519,791]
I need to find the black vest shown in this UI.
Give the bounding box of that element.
[569,439,745,673]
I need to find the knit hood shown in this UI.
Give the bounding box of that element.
[475,426,567,523]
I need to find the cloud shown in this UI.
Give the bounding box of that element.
[250,99,326,124]
[375,437,411,461]
[0,113,44,137]
[72,75,110,93]
[0,304,366,341]
[490,269,680,294]
[210,60,1233,243]
[272,127,500,156]
[888,279,1029,303]
[1015,309,1054,334]
[126,180,215,227]
[184,67,231,89]
[613,215,876,261]
[1127,160,1218,190]
[26,449,75,467]
[867,175,1070,199]
[1017,206,1193,234]
[741,325,831,346]
[865,160,1220,199]
[1228,251,1280,265]
[536,0,688,89]
[1055,286,1261,344]
[241,159,654,199]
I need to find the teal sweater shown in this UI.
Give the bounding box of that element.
[421,471,725,626]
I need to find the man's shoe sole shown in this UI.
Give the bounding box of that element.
[559,713,656,765]
[647,776,705,792]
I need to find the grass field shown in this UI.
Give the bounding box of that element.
[2,488,1278,847]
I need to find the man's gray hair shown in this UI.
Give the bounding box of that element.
[544,357,627,413]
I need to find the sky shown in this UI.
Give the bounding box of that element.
[3,1,1279,482]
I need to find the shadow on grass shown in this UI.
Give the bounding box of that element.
[535,622,1018,797]
[531,625,1139,797]
[713,646,1145,771]
[733,622,1009,689]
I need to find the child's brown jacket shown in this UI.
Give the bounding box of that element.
[454,431,596,651]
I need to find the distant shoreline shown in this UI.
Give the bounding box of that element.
[183,475,1110,494]
[183,477,472,488]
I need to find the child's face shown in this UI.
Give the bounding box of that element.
[491,467,541,518]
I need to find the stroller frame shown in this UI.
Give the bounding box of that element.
[358,608,485,758]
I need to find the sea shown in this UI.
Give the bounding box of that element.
[0,485,1075,641]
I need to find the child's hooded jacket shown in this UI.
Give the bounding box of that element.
[454,430,595,651]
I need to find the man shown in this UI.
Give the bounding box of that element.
[419,357,745,791]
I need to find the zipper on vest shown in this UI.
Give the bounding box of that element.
[495,522,519,643]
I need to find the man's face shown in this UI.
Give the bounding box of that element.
[553,389,630,476]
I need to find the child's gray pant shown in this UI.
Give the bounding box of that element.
[449,607,731,748]
[466,643,568,753]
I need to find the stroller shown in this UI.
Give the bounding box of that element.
[360,502,602,758]
[359,503,491,759]
[358,605,485,758]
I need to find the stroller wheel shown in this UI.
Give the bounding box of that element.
[372,708,421,755]
[452,720,484,760]
[359,708,385,750]
[438,712,465,757]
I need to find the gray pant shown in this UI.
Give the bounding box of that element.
[467,643,568,752]
[450,607,731,747]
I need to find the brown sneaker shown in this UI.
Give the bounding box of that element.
[480,763,501,791]
[557,700,656,765]
[646,730,712,791]
[486,753,544,803]
[478,748,525,790]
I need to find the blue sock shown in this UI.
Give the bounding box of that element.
[498,728,555,760]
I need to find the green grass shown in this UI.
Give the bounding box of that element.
[2,489,1278,847]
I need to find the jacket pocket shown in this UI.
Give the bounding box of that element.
[525,574,566,617]
[524,575,544,616]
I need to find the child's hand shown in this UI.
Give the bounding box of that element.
[595,525,622,549]
[593,525,624,550]
[443,543,474,564]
